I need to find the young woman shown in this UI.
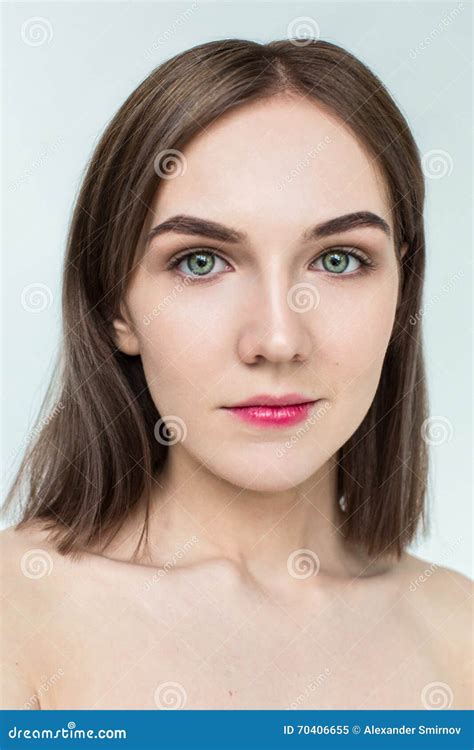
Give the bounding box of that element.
[1,38,471,711]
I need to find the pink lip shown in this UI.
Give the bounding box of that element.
[222,399,318,428]
[228,392,314,408]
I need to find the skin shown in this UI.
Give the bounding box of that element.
[1,93,472,710]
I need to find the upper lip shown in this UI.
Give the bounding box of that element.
[225,393,316,408]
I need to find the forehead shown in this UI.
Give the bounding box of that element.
[150,94,392,235]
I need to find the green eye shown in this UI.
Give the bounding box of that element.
[186,252,215,276]
[322,251,350,274]
[315,248,376,275]
[167,249,224,277]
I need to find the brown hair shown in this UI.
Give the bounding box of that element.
[3,38,429,562]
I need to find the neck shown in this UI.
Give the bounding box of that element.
[101,446,391,588]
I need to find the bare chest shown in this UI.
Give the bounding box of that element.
[33,576,456,710]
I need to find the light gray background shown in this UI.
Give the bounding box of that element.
[2,1,472,577]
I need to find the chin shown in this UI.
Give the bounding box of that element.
[205,450,321,494]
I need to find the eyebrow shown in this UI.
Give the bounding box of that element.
[146,210,391,246]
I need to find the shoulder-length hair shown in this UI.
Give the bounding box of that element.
[3,38,429,562]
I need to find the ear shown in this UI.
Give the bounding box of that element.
[112,307,140,356]
[399,241,409,259]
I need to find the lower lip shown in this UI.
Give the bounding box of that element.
[223,401,318,428]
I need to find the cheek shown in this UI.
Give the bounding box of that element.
[132,282,233,412]
[302,277,399,450]
[318,276,398,414]
[139,283,231,358]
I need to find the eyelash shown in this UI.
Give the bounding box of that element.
[165,246,377,281]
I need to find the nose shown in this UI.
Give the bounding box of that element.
[237,266,314,365]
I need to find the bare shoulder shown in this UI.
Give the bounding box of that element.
[400,550,473,599]
[401,553,472,652]
[0,520,65,708]
[397,551,473,707]
[0,519,64,589]
[0,518,81,620]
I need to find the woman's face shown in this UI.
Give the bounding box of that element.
[114,93,406,492]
